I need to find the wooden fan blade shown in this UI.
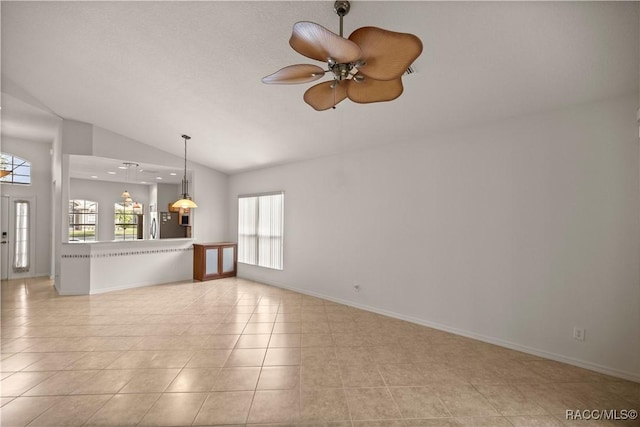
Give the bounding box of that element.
[262,64,325,84]
[303,80,348,111]
[347,76,404,104]
[349,27,423,81]
[290,21,362,63]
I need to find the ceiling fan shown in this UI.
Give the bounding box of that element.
[262,1,423,111]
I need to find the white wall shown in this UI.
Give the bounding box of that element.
[59,239,193,295]
[70,178,150,241]
[93,126,183,168]
[190,162,228,243]
[52,124,63,281]
[62,120,92,156]
[1,137,53,277]
[229,94,640,380]
[157,183,180,212]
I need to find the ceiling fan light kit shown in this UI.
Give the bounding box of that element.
[262,0,422,111]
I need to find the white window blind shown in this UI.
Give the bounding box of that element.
[238,192,283,270]
[238,196,258,265]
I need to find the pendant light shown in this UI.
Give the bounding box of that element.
[121,162,138,203]
[172,134,197,209]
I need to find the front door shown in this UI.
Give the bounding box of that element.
[1,196,36,279]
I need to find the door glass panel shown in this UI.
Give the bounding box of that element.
[222,247,234,273]
[13,200,29,272]
[205,248,218,275]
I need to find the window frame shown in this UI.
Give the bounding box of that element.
[114,202,142,241]
[0,153,32,185]
[68,200,98,242]
[237,191,284,270]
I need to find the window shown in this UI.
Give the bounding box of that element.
[0,153,31,185]
[69,200,98,242]
[114,202,142,240]
[14,200,29,272]
[238,192,284,270]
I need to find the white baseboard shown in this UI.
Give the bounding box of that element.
[239,274,640,383]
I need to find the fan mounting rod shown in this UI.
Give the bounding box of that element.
[329,0,359,81]
[334,1,350,37]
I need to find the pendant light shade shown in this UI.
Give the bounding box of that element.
[172,134,197,209]
[172,198,198,209]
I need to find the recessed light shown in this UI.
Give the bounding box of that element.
[107,171,116,175]
[140,181,148,184]
[118,166,127,170]
[169,172,177,176]
[91,175,99,179]
[156,177,163,180]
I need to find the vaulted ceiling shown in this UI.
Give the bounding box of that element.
[2,1,637,174]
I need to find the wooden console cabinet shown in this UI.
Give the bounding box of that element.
[193,242,237,281]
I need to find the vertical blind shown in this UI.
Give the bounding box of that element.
[238,196,258,265]
[238,192,284,270]
[13,200,29,272]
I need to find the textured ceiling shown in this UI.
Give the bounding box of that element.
[2,1,638,174]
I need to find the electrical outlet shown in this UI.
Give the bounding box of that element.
[573,327,585,341]
[353,284,360,292]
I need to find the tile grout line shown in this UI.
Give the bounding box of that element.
[376,362,410,423]
[239,296,265,425]
[76,392,117,427]
[332,317,356,427]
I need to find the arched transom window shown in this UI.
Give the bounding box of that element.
[0,153,31,185]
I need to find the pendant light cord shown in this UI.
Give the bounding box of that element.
[181,134,191,198]
[183,136,187,196]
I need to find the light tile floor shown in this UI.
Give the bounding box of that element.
[1,277,638,426]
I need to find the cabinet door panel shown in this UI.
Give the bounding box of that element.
[205,248,219,276]
[222,247,235,273]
